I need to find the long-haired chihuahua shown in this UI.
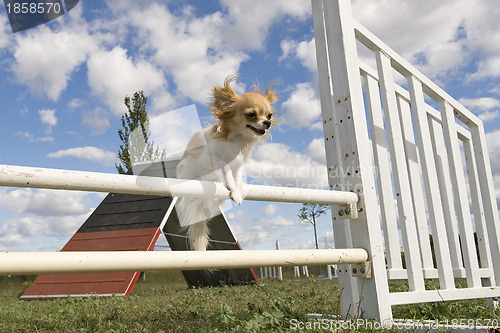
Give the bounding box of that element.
[176,75,278,250]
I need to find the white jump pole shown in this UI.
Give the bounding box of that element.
[0,249,368,276]
[0,164,358,206]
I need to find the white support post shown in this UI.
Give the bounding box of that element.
[396,95,435,271]
[407,76,455,290]
[462,136,494,281]
[276,240,283,281]
[470,123,500,285]
[362,73,402,272]
[325,237,333,279]
[428,119,464,273]
[440,101,481,288]
[312,0,360,318]
[376,50,425,293]
[312,0,392,322]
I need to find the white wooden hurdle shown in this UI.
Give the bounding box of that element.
[0,249,368,275]
[312,0,500,324]
[0,164,365,272]
[0,164,358,206]
[0,0,499,327]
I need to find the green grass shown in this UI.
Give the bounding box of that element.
[0,270,499,332]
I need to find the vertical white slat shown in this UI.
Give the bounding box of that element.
[375,50,425,292]
[311,0,360,317]
[407,76,455,290]
[396,95,435,271]
[428,118,464,274]
[440,100,481,287]
[470,123,500,286]
[462,136,494,278]
[315,0,392,322]
[362,73,403,271]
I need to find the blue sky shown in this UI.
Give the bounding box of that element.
[0,0,499,252]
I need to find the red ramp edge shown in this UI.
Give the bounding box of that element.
[21,227,161,299]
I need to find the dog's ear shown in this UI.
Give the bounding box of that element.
[264,81,278,104]
[210,75,239,117]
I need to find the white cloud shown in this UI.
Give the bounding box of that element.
[231,223,273,249]
[307,138,326,164]
[0,14,13,52]
[352,0,465,75]
[19,107,29,116]
[220,0,310,50]
[484,129,500,203]
[0,188,91,217]
[459,97,500,122]
[463,2,500,81]
[227,206,299,249]
[114,0,310,108]
[266,215,296,227]
[479,111,500,123]
[81,108,111,135]
[148,104,203,160]
[16,131,54,142]
[281,82,321,129]
[0,213,91,251]
[0,187,100,250]
[11,21,97,101]
[350,0,500,82]
[263,204,278,217]
[68,98,86,109]
[44,214,93,237]
[39,108,57,134]
[246,142,328,189]
[460,97,500,110]
[47,146,117,167]
[39,109,57,126]
[7,1,312,113]
[87,46,169,115]
[125,3,247,106]
[494,174,500,200]
[280,38,317,72]
[0,232,28,251]
[486,130,500,176]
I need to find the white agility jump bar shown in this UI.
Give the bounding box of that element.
[0,249,368,275]
[0,164,358,206]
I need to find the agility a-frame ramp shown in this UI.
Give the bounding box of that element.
[312,0,500,323]
[22,160,257,299]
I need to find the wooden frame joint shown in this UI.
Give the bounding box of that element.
[352,261,372,278]
[337,202,360,219]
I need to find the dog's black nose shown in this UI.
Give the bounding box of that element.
[263,120,271,129]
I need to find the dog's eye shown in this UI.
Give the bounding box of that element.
[246,112,257,120]
[267,114,273,120]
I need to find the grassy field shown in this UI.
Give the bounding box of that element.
[1,268,499,332]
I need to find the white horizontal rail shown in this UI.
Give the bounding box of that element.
[0,249,368,275]
[0,164,358,205]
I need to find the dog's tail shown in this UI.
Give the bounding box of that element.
[186,220,210,251]
[175,197,221,251]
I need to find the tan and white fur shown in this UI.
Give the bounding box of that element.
[176,75,277,251]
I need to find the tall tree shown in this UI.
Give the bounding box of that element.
[116,90,166,174]
[298,203,330,249]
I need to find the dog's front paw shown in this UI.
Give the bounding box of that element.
[230,190,244,205]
